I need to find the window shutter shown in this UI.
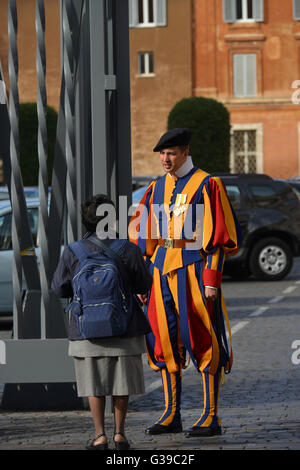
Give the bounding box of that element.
[129,0,138,27]
[253,0,264,22]
[234,54,257,97]
[246,54,257,97]
[293,0,300,20]
[233,54,244,97]
[223,0,236,23]
[154,0,167,26]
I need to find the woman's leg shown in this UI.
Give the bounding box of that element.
[113,395,129,442]
[88,396,108,445]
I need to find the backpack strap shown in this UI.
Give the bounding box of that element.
[69,241,91,262]
[88,235,131,288]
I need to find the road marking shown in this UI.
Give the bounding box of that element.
[267,295,285,304]
[283,285,298,294]
[230,321,249,335]
[0,340,6,364]
[249,306,269,317]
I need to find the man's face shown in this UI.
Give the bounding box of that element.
[159,146,189,175]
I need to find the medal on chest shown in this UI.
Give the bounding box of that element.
[173,193,187,217]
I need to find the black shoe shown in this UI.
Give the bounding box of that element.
[145,422,183,435]
[113,432,130,450]
[185,426,222,438]
[86,433,109,450]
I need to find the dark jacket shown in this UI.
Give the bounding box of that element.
[51,234,153,340]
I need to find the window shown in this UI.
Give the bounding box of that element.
[225,185,242,210]
[293,0,300,20]
[233,130,257,173]
[0,208,38,251]
[223,0,264,23]
[129,0,167,27]
[233,53,257,97]
[236,0,253,20]
[138,0,154,24]
[230,123,263,174]
[249,184,278,208]
[138,52,154,76]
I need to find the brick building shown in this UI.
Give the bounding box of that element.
[1,0,300,180]
[129,0,192,175]
[193,0,300,178]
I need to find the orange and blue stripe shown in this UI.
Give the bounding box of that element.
[155,368,182,427]
[190,366,221,429]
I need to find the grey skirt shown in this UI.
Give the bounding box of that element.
[73,355,145,397]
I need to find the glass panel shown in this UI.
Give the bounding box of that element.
[225,185,242,210]
[138,0,144,23]
[233,130,257,173]
[148,0,154,22]
[148,52,154,73]
[0,191,9,200]
[249,184,277,207]
[0,208,38,251]
[138,53,145,74]
[247,0,253,18]
[0,213,12,250]
[236,0,243,19]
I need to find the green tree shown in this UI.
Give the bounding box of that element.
[167,97,231,173]
[18,102,57,186]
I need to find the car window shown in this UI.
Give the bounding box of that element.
[0,208,38,251]
[225,184,242,210]
[0,192,9,200]
[249,184,278,207]
[289,182,300,198]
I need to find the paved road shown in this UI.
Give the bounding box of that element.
[0,260,300,451]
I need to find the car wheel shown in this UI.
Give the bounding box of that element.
[249,237,293,281]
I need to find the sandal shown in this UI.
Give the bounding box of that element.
[86,433,108,450]
[113,431,130,450]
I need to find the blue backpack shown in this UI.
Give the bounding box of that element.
[66,237,132,339]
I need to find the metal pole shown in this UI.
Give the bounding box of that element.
[89,0,109,196]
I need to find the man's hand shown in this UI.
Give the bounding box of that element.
[137,293,148,304]
[204,286,218,302]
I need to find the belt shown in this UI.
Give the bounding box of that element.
[158,238,196,249]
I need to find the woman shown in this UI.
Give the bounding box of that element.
[51,194,152,450]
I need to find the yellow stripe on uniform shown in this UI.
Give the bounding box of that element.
[187,264,220,374]
[153,268,179,373]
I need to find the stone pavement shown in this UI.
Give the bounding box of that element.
[1,271,300,452]
[0,357,299,451]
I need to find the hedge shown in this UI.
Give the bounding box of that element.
[167,97,230,173]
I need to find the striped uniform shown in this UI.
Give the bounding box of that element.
[129,167,241,429]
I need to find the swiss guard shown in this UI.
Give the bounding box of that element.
[129,128,242,437]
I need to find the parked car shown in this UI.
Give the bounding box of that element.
[219,174,300,281]
[0,198,42,313]
[287,179,300,199]
[132,173,300,281]
[132,176,158,191]
[0,186,51,201]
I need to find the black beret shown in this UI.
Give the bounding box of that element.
[153,128,191,152]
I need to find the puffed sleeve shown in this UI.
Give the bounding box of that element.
[129,181,158,258]
[202,176,242,288]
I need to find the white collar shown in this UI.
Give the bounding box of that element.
[168,155,194,179]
